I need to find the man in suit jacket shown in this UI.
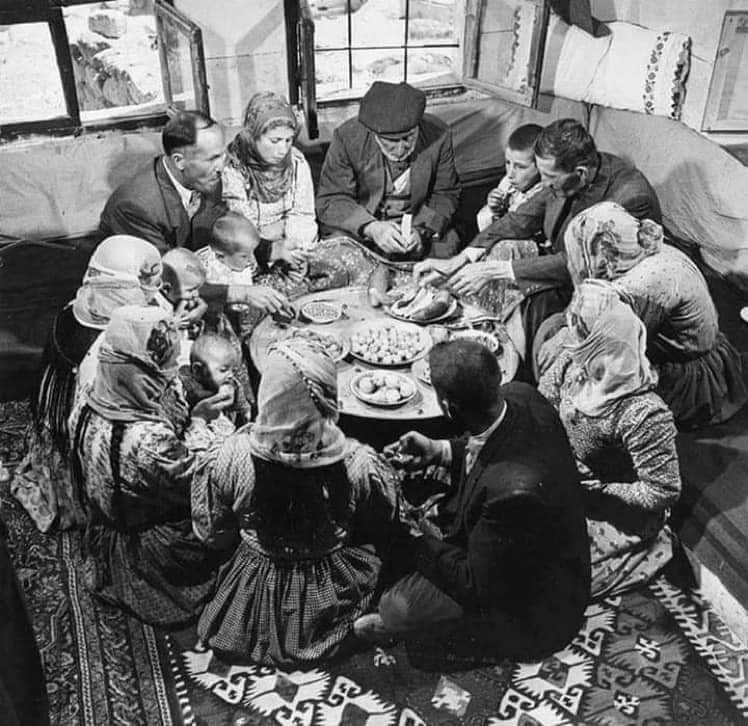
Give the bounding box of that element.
[316,81,461,260]
[415,118,661,368]
[355,339,591,663]
[100,110,226,253]
[99,111,287,315]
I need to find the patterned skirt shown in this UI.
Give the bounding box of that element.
[197,530,382,666]
[82,518,222,628]
[12,364,87,532]
[588,518,675,599]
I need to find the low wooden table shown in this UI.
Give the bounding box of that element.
[249,287,519,439]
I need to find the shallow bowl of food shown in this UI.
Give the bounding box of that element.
[387,286,457,324]
[285,328,349,363]
[349,321,431,366]
[299,299,343,324]
[450,329,501,354]
[350,371,417,407]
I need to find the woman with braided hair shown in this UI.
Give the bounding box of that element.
[192,336,399,665]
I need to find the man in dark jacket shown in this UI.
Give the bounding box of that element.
[316,81,462,260]
[100,110,226,253]
[355,339,590,663]
[415,118,661,367]
[99,111,287,315]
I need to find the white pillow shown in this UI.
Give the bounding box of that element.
[539,12,611,102]
[583,21,692,120]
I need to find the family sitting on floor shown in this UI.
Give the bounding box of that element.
[11,80,746,668]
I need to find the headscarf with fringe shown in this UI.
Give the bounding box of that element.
[225,92,298,204]
[87,305,179,423]
[564,280,658,417]
[564,201,663,286]
[248,337,346,468]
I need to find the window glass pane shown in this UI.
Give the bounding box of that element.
[350,0,405,49]
[312,2,349,49]
[406,47,460,87]
[408,0,460,44]
[0,22,67,124]
[62,1,165,122]
[315,49,351,98]
[352,47,406,89]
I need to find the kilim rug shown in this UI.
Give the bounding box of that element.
[1,400,746,725]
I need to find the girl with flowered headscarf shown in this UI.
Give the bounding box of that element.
[538,281,681,598]
[68,305,233,627]
[192,337,399,665]
[12,235,163,532]
[223,92,318,272]
[563,201,746,429]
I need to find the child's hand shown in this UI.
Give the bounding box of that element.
[486,187,509,215]
[175,296,207,327]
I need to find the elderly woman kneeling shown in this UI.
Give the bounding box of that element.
[69,305,232,627]
[538,281,682,597]
[192,337,400,666]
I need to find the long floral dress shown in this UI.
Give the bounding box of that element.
[12,305,99,532]
[192,432,399,666]
[68,394,227,627]
[539,351,681,598]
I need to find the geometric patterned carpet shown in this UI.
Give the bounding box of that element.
[1,400,746,725]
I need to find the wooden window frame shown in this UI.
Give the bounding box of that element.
[0,0,209,141]
[461,0,550,108]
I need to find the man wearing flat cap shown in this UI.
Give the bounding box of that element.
[316,81,462,260]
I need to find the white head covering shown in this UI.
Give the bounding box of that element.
[73,235,162,329]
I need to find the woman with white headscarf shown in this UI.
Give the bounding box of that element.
[562,201,746,429]
[538,281,681,598]
[69,305,232,627]
[12,235,162,532]
[192,336,399,665]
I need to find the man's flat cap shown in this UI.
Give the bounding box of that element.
[358,81,426,135]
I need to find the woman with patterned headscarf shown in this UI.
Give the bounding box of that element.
[538,281,681,598]
[68,305,233,627]
[223,92,317,281]
[563,201,746,429]
[193,337,399,665]
[12,235,163,532]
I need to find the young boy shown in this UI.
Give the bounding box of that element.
[156,248,209,366]
[196,211,259,288]
[476,123,543,232]
[179,331,254,429]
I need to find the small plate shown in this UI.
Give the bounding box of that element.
[411,357,432,386]
[349,321,432,366]
[387,296,459,324]
[350,371,417,407]
[285,328,349,363]
[450,329,501,353]
[741,306,748,324]
[299,300,342,324]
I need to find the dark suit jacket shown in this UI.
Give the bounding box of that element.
[471,152,662,297]
[99,157,225,253]
[414,382,591,655]
[316,114,461,242]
